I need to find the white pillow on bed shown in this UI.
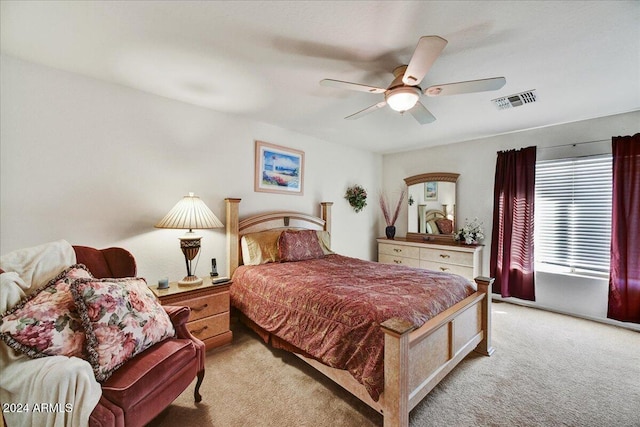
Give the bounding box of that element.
[240,230,333,265]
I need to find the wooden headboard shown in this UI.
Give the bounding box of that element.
[225,198,333,277]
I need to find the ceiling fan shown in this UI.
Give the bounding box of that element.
[320,35,506,124]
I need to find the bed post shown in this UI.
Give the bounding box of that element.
[380,318,415,427]
[225,198,241,278]
[320,202,333,234]
[473,276,495,356]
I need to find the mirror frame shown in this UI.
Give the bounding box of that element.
[404,172,460,242]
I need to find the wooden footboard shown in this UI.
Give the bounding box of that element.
[380,276,493,427]
[225,198,494,427]
[292,277,493,427]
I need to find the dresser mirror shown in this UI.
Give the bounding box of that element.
[404,173,459,242]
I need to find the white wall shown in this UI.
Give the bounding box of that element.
[0,55,382,283]
[382,110,640,330]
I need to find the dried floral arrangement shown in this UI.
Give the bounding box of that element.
[379,189,406,226]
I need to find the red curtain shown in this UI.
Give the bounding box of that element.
[490,146,536,300]
[608,133,640,323]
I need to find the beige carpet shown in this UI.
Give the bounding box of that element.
[150,302,640,427]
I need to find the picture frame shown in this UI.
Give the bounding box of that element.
[424,181,438,201]
[255,141,304,195]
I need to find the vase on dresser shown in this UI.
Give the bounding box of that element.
[385,225,396,239]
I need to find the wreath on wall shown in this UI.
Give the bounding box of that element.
[344,185,368,213]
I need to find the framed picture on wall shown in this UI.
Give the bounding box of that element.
[255,140,305,195]
[424,181,438,201]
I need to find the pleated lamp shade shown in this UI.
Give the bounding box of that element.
[155,192,223,231]
[155,193,223,286]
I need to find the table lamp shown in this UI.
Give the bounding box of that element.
[155,192,224,286]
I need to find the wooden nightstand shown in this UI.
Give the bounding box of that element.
[151,279,233,350]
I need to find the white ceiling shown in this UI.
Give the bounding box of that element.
[2,1,639,153]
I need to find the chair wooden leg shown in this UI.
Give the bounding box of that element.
[194,370,205,402]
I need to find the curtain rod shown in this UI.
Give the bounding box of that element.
[539,138,610,150]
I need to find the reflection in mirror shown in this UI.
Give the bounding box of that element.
[404,173,459,241]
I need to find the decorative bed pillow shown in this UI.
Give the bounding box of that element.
[0,264,93,359]
[241,230,282,265]
[70,277,175,382]
[435,218,453,234]
[316,230,334,255]
[278,230,325,262]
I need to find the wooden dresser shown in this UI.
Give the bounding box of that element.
[152,280,233,350]
[377,237,483,281]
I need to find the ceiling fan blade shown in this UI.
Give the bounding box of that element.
[402,36,448,86]
[345,101,387,120]
[320,79,386,94]
[424,77,506,96]
[409,101,436,125]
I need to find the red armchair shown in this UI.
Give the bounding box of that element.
[73,246,205,427]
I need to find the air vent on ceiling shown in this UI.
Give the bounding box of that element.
[492,89,537,110]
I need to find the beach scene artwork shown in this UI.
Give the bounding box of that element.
[255,141,304,195]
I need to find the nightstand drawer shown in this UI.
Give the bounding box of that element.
[181,292,229,321]
[378,254,421,268]
[152,281,233,351]
[188,312,230,341]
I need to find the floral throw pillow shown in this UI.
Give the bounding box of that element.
[0,264,93,359]
[70,277,175,382]
[278,229,325,262]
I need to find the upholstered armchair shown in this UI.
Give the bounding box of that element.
[73,246,206,427]
[0,242,205,427]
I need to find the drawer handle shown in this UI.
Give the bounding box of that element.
[393,248,402,253]
[439,254,450,259]
[440,267,450,271]
[394,260,402,264]
[192,303,208,312]
[191,325,208,335]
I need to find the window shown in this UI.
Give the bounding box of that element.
[534,155,612,274]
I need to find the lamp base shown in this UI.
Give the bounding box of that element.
[178,275,204,287]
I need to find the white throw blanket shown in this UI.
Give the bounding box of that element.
[1,240,102,427]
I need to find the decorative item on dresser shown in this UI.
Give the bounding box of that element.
[377,237,482,282]
[152,279,232,350]
[379,188,406,240]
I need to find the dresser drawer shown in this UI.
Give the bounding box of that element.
[420,247,474,266]
[379,243,420,259]
[420,260,474,280]
[379,253,421,268]
[187,311,230,341]
[180,292,229,321]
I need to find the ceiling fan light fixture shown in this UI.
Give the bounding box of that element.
[385,87,420,112]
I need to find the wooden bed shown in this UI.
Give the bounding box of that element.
[225,198,494,427]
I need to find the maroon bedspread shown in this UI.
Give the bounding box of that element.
[230,254,475,401]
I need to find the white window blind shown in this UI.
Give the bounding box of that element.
[534,155,612,273]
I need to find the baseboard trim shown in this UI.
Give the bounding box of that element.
[491,295,640,332]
